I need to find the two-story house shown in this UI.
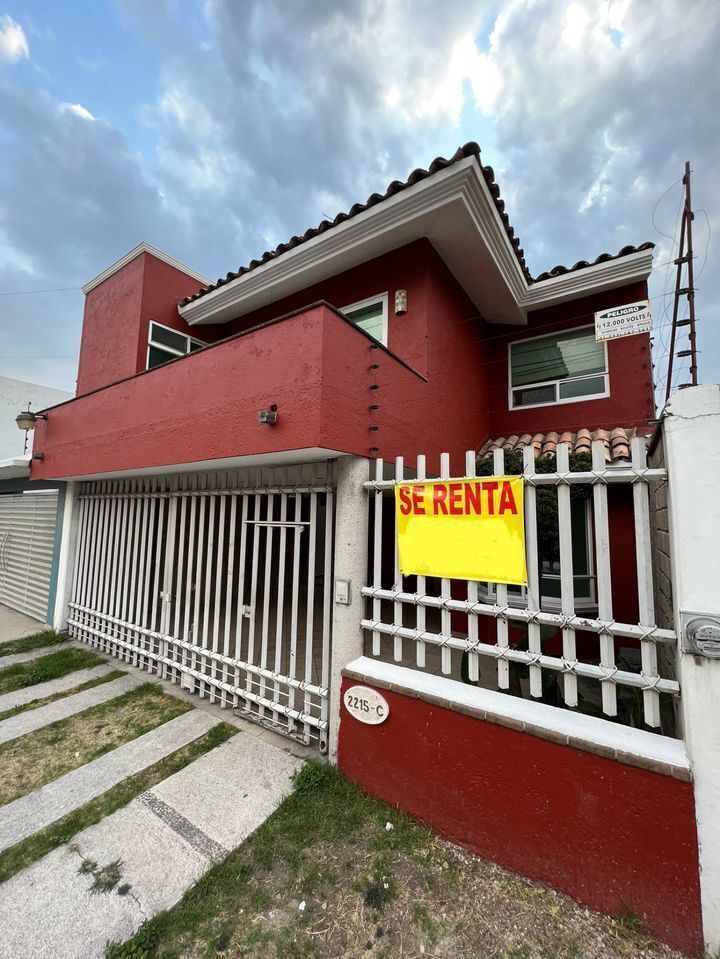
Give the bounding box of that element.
[29,142,655,749]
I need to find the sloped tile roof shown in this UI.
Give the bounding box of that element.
[181,143,654,306]
[478,427,645,463]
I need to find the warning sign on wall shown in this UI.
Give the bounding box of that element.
[594,300,652,341]
[395,477,527,585]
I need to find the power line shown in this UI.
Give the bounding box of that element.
[0,286,81,297]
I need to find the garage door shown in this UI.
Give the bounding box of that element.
[0,490,59,621]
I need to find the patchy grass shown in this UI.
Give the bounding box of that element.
[0,630,67,658]
[0,683,192,806]
[107,762,682,959]
[0,669,125,722]
[0,722,236,883]
[0,647,104,696]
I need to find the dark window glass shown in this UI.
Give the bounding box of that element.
[150,323,188,353]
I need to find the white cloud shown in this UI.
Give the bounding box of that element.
[59,102,95,121]
[0,15,28,62]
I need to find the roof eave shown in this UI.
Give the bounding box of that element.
[81,242,210,295]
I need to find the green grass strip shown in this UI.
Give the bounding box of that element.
[106,762,431,959]
[0,670,126,722]
[0,683,193,806]
[0,647,105,696]
[0,630,67,658]
[0,722,237,884]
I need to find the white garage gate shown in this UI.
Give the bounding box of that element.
[0,490,59,621]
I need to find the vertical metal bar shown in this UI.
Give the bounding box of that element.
[523,446,543,698]
[126,483,142,663]
[149,488,166,675]
[557,443,578,707]
[161,477,178,681]
[191,476,207,688]
[464,450,480,683]
[258,491,275,719]
[287,492,302,731]
[131,482,148,668]
[233,488,250,709]
[415,455,426,668]
[222,479,238,707]
[115,483,132,663]
[632,437,661,727]
[183,474,198,680]
[683,161,699,385]
[172,475,188,682]
[592,441,617,716]
[102,482,120,655]
[493,449,510,689]
[245,483,262,710]
[320,486,334,738]
[439,452,452,675]
[70,491,90,642]
[140,490,158,672]
[273,479,289,717]
[393,456,404,662]
[372,458,383,656]
[199,480,216,697]
[209,479,226,702]
[303,491,318,741]
[89,483,108,647]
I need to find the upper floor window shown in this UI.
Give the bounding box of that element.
[341,293,388,345]
[147,321,206,370]
[509,326,608,409]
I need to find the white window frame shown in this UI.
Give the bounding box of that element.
[147,320,206,370]
[508,324,610,411]
[479,498,597,613]
[340,292,389,345]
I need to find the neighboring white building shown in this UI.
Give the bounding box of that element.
[0,376,72,460]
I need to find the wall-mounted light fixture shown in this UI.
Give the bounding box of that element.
[258,404,278,425]
[15,408,46,431]
[394,289,408,315]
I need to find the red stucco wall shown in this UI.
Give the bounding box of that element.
[75,252,214,397]
[338,679,703,956]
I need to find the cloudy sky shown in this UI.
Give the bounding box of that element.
[0,0,717,400]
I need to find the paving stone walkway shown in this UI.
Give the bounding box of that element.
[0,674,140,745]
[0,709,220,853]
[0,664,115,714]
[0,644,68,667]
[0,732,302,959]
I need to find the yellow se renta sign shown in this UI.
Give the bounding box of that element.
[395,477,527,585]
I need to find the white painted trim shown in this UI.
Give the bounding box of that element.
[178,160,653,328]
[340,292,389,345]
[344,656,690,774]
[507,324,610,411]
[52,481,78,630]
[81,242,210,295]
[0,456,31,479]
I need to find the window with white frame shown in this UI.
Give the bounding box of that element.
[483,495,596,610]
[509,326,608,409]
[147,321,206,370]
[341,293,388,344]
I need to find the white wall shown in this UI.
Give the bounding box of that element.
[0,376,72,460]
[663,383,720,952]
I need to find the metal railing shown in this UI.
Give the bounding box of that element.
[362,440,678,731]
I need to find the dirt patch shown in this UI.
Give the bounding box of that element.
[108,763,683,959]
[0,683,191,805]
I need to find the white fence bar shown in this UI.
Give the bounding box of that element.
[439,452,452,676]
[464,450,479,683]
[592,441,617,717]
[556,443,578,707]
[632,436,661,728]
[393,457,404,663]
[493,448,510,690]
[372,458,383,656]
[522,446,543,699]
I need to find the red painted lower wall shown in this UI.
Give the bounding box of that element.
[338,678,703,956]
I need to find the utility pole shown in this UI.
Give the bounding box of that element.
[665,161,699,403]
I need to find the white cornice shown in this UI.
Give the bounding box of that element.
[178,162,653,326]
[82,242,210,295]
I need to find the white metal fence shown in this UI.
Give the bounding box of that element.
[362,439,679,732]
[68,465,335,748]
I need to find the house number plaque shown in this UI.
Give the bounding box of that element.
[343,685,389,725]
